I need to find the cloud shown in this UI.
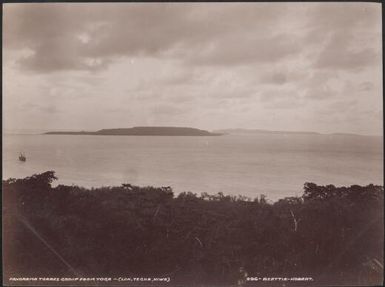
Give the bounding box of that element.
[189,33,301,67]
[264,72,287,85]
[3,3,303,73]
[303,3,381,71]
[358,81,374,92]
[259,89,302,109]
[305,86,334,100]
[21,101,61,115]
[303,3,380,43]
[314,32,380,71]
[3,3,382,136]
[151,104,185,116]
[38,105,60,114]
[5,3,379,74]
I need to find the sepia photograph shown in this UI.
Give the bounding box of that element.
[2,2,383,286]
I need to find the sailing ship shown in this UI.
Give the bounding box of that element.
[19,153,26,162]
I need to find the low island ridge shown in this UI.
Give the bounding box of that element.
[45,126,223,136]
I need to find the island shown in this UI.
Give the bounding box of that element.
[45,126,223,136]
[214,128,321,135]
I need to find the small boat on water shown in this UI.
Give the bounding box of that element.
[19,153,26,162]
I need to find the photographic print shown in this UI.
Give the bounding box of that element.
[2,2,383,286]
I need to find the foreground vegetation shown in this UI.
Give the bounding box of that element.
[3,171,383,285]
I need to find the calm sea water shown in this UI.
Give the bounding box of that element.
[2,133,383,201]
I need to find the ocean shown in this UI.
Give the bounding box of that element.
[2,133,383,201]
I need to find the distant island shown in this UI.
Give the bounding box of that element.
[45,126,223,136]
[43,127,377,137]
[214,128,376,137]
[215,128,320,135]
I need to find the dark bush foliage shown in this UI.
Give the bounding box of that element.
[2,172,383,285]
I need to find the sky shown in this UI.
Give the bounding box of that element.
[3,3,382,135]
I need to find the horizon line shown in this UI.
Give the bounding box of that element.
[2,127,383,137]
